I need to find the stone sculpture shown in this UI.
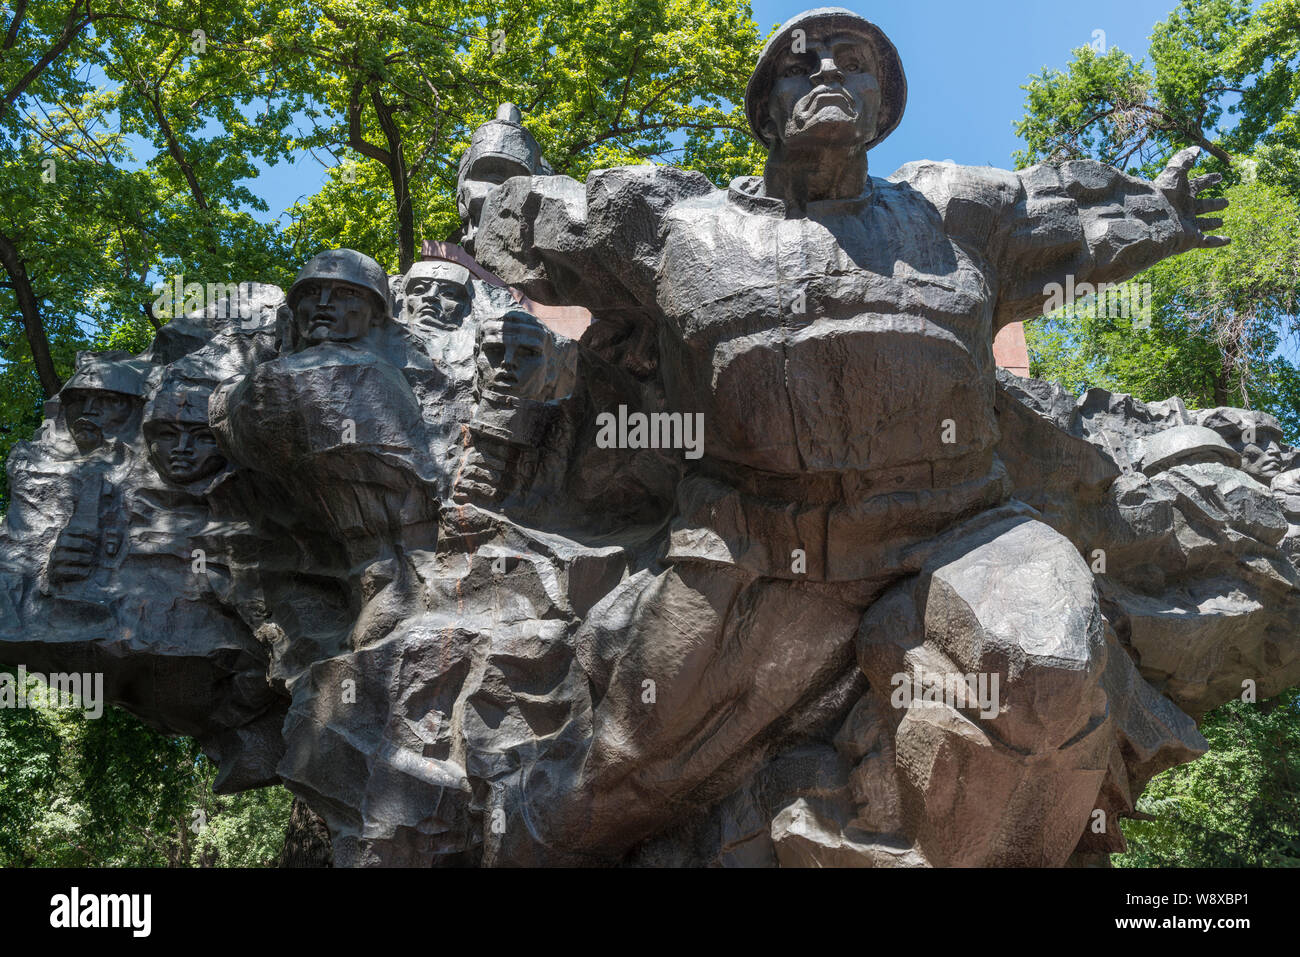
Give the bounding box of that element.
[2,7,1297,867]
[456,102,554,252]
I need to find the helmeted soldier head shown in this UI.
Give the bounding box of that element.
[401,259,473,333]
[60,352,149,453]
[457,103,553,247]
[287,249,391,351]
[744,7,906,154]
[143,383,226,485]
[1196,407,1295,481]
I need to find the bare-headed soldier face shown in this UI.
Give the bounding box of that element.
[476,315,552,400]
[147,420,225,484]
[765,31,881,148]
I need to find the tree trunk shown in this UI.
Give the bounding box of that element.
[277,797,333,867]
[348,80,415,272]
[369,86,414,272]
[0,227,62,397]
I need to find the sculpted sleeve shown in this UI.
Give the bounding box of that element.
[991,160,1199,328]
[473,165,715,311]
[893,159,1203,330]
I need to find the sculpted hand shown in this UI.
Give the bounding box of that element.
[49,527,98,584]
[451,445,508,504]
[1155,146,1230,251]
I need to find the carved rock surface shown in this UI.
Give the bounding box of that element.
[4,10,1299,866]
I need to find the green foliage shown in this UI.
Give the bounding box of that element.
[1013,0,1297,178]
[1027,175,1300,438]
[1018,0,1300,440]
[0,669,293,867]
[1116,688,1300,867]
[191,784,294,868]
[280,0,767,268]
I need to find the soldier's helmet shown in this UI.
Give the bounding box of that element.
[457,103,553,188]
[144,381,212,427]
[63,351,150,398]
[744,6,907,152]
[287,249,391,315]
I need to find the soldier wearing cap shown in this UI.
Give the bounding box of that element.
[143,383,227,486]
[59,352,149,454]
[286,248,391,353]
[400,259,473,334]
[468,7,1233,866]
[456,103,553,252]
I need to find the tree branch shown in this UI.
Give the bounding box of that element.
[0,227,63,397]
[3,0,29,49]
[0,0,93,120]
[369,85,415,271]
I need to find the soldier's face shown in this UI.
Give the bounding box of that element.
[1243,432,1288,479]
[63,389,136,452]
[404,277,470,331]
[477,319,550,399]
[765,32,881,149]
[458,155,532,233]
[147,421,225,484]
[293,280,379,346]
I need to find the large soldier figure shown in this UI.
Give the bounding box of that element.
[468,7,1223,865]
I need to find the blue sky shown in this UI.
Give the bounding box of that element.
[246,0,1187,224]
[749,0,1185,176]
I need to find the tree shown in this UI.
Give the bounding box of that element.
[1014,0,1299,176]
[1026,173,1300,435]
[1116,688,1300,867]
[0,1,305,510]
[1015,0,1300,438]
[277,0,766,271]
[0,668,294,867]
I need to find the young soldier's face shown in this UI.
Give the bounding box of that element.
[147,420,225,484]
[477,319,551,399]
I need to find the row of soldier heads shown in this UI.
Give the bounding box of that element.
[285,247,575,405]
[57,355,225,487]
[55,246,573,484]
[54,97,562,477]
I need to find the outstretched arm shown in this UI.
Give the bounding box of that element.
[993,146,1228,328]
[471,165,714,313]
